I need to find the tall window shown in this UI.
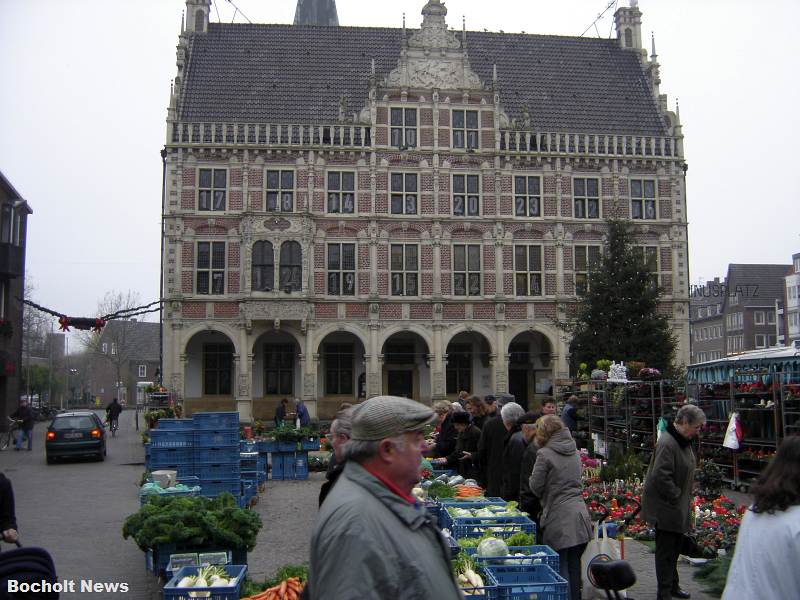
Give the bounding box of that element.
[198,169,226,211]
[138,365,146,378]
[514,245,543,296]
[266,170,294,212]
[573,177,600,219]
[452,110,479,149]
[446,344,472,394]
[755,334,767,348]
[327,172,355,214]
[325,344,354,395]
[630,179,656,220]
[279,241,302,292]
[574,245,601,295]
[204,343,233,395]
[0,205,12,243]
[197,241,226,295]
[767,311,775,325]
[635,246,659,286]
[390,244,419,296]
[754,311,765,325]
[252,241,274,291]
[390,108,417,148]
[453,244,481,296]
[390,173,418,215]
[514,176,541,217]
[264,344,293,395]
[452,174,480,216]
[327,243,356,296]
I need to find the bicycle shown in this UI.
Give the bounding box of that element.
[104,416,119,437]
[0,418,22,451]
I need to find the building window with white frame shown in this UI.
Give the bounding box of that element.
[390,244,418,296]
[452,109,479,150]
[390,107,417,148]
[754,311,765,325]
[198,168,227,211]
[264,344,293,395]
[514,176,541,217]
[197,241,226,295]
[630,179,657,219]
[453,244,481,296]
[573,177,600,219]
[755,334,767,348]
[266,170,294,212]
[327,243,356,296]
[574,245,601,296]
[102,343,108,354]
[252,241,274,291]
[452,174,480,216]
[138,365,146,378]
[111,343,117,355]
[390,173,418,215]
[767,311,775,325]
[325,343,354,395]
[327,172,355,214]
[514,245,543,296]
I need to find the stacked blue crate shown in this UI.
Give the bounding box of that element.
[240,451,260,496]
[148,421,195,477]
[193,412,240,499]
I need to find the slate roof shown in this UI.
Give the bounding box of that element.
[100,321,160,362]
[180,24,668,135]
[724,264,792,309]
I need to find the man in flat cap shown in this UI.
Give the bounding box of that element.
[308,396,462,600]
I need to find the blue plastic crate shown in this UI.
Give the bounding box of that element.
[196,462,241,479]
[282,452,297,479]
[139,488,198,506]
[197,478,241,498]
[240,440,257,452]
[195,430,240,447]
[440,497,505,505]
[176,475,200,487]
[163,564,247,600]
[240,452,259,471]
[451,515,536,540]
[257,440,278,453]
[193,411,240,430]
[144,443,151,457]
[294,452,309,480]
[277,441,298,452]
[484,564,568,600]
[157,419,195,431]
[439,501,510,530]
[195,445,240,462]
[470,546,557,570]
[147,462,196,478]
[149,429,194,448]
[147,545,246,578]
[430,468,457,479]
[424,500,442,525]
[271,455,285,480]
[300,437,321,450]
[150,446,194,464]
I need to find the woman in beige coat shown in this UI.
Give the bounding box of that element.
[530,415,592,600]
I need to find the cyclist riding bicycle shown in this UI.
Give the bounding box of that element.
[105,398,123,434]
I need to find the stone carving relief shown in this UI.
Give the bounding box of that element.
[241,301,311,321]
[237,374,250,398]
[387,59,482,90]
[303,374,315,397]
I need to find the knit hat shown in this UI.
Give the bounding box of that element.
[350,396,436,441]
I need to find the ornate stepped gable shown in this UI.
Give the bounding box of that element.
[294,0,339,26]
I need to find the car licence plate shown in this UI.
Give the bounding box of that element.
[64,432,83,439]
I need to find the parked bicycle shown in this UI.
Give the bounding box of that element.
[0,418,22,451]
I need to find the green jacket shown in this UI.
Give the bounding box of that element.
[641,423,696,533]
[309,461,463,600]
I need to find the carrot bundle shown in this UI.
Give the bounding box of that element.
[241,576,305,600]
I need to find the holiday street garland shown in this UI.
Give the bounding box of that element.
[20,298,162,332]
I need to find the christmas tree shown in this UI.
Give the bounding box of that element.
[566,219,676,374]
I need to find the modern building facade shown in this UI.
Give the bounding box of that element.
[783,253,800,346]
[689,278,725,364]
[161,0,690,420]
[0,171,32,426]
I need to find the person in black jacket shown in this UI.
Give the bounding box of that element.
[0,472,19,544]
[274,398,289,427]
[428,401,458,458]
[465,395,490,431]
[501,403,527,502]
[11,400,35,451]
[318,408,353,506]
[517,412,542,525]
[435,411,481,479]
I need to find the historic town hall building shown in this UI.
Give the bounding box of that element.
[162,0,689,419]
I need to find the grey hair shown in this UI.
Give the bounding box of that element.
[331,407,354,437]
[675,404,706,426]
[451,402,466,413]
[500,402,525,425]
[342,433,407,464]
[433,400,452,414]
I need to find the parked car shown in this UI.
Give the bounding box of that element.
[45,411,106,464]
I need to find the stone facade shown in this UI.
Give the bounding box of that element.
[162,0,690,420]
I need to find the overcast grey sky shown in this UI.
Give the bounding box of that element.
[1,0,798,326]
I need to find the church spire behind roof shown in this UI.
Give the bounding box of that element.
[294,0,339,26]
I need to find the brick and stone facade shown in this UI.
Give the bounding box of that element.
[162,0,690,420]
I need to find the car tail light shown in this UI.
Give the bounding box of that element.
[90,429,102,439]
[46,431,55,441]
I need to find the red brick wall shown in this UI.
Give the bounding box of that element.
[249,190,262,211]
[249,170,263,187]
[376,107,388,125]
[484,246,496,295]
[230,169,242,186]
[182,242,194,268]
[315,303,338,319]
[536,303,556,319]
[505,304,526,320]
[421,273,433,295]
[346,304,367,319]
[544,247,556,270]
[563,275,575,295]
[441,246,452,295]
[444,304,465,320]
[378,273,388,296]
[181,271,193,295]
[230,190,243,211]
[410,304,432,319]
[182,170,195,186]
[228,271,240,294]
[546,273,556,294]
[181,190,194,210]
[474,304,494,319]
[660,247,672,271]
[502,247,514,295]
[214,302,238,318]
[380,304,402,320]
[358,192,371,213]
[182,302,205,319]
[481,111,494,128]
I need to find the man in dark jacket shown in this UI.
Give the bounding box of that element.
[11,400,35,452]
[517,412,541,524]
[0,472,18,544]
[500,403,526,502]
[274,398,289,427]
[436,411,481,479]
[642,404,706,600]
[319,408,353,506]
[428,401,457,458]
[561,395,580,432]
[477,411,507,496]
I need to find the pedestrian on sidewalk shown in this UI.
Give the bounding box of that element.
[0,472,19,545]
[641,404,706,600]
[722,436,800,600]
[309,395,461,600]
[11,400,34,451]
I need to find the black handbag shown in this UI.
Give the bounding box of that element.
[680,533,705,558]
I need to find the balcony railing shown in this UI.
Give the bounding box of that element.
[499,131,681,159]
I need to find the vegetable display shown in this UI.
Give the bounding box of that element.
[241,577,304,600]
[122,493,262,551]
[453,554,486,596]
[176,566,233,589]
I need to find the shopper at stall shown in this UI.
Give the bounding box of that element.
[722,436,800,600]
[484,395,497,415]
[561,395,580,432]
[427,400,457,458]
[274,398,289,427]
[501,402,526,502]
[465,395,490,430]
[434,411,481,480]
[641,404,706,600]
[309,395,462,600]
[295,398,311,428]
[477,397,511,496]
[319,408,354,506]
[517,412,542,524]
[530,416,592,600]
